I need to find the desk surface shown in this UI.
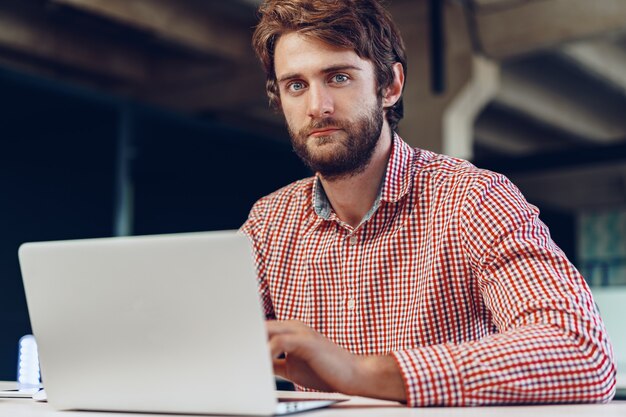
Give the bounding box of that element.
[0,397,625,417]
[1,382,624,417]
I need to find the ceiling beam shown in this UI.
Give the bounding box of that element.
[495,70,626,142]
[0,6,148,82]
[51,0,252,62]
[559,39,626,96]
[510,162,626,211]
[469,0,626,59]
[474,123,549,156]
[474,104,583,156]
[145,68,267,112]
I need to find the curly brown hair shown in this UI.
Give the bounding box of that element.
[252,0,407,133]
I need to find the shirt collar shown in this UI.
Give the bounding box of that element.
[312,178,332,220]
[310,133,415,221]
[380,133,415,203]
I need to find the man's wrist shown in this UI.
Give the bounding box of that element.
[349,354,406,402]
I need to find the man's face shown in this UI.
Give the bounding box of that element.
[273,32,385,180]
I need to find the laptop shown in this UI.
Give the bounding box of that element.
[19,230,339,415]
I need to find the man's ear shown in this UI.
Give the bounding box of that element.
[382,62,405,108]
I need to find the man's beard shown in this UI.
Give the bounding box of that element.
[287,98,384,181]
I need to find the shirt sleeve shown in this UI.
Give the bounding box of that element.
[391,172,616,406]
[240,198,276,320]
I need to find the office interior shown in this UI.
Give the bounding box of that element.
[0,0,625,385]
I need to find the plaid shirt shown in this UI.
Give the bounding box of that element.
[241,135,616,406]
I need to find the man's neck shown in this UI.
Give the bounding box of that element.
[319,126,393,229]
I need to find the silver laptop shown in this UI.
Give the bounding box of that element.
[19,230,338,415]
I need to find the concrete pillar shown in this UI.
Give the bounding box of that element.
[389,0,498,159]
[443,56,499,159]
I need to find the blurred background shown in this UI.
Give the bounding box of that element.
[1,0,625,380]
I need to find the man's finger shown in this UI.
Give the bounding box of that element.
[268,334,295,358]
[273,358,287,378]
[266,319,301,336]
[266,320,286,336]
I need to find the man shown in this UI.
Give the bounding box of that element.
[241,0,616,406]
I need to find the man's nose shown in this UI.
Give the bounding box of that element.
[307,84,334,118]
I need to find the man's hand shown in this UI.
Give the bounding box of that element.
[266,320,406,402]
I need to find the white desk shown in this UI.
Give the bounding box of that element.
[0,396,624,417]
[1,383,624,417]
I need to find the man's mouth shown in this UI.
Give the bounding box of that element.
[309,128,340,137]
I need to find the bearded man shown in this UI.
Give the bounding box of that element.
[241,0,616,406]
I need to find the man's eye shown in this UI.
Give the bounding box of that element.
[331,74,349,83]
[288,82,305,92]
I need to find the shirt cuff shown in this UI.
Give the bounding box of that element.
[392,344,464,406]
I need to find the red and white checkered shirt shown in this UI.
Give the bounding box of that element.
[241,135,616,406]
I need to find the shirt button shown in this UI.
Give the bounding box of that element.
[348,236,358,246]
[347,298,356,310]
